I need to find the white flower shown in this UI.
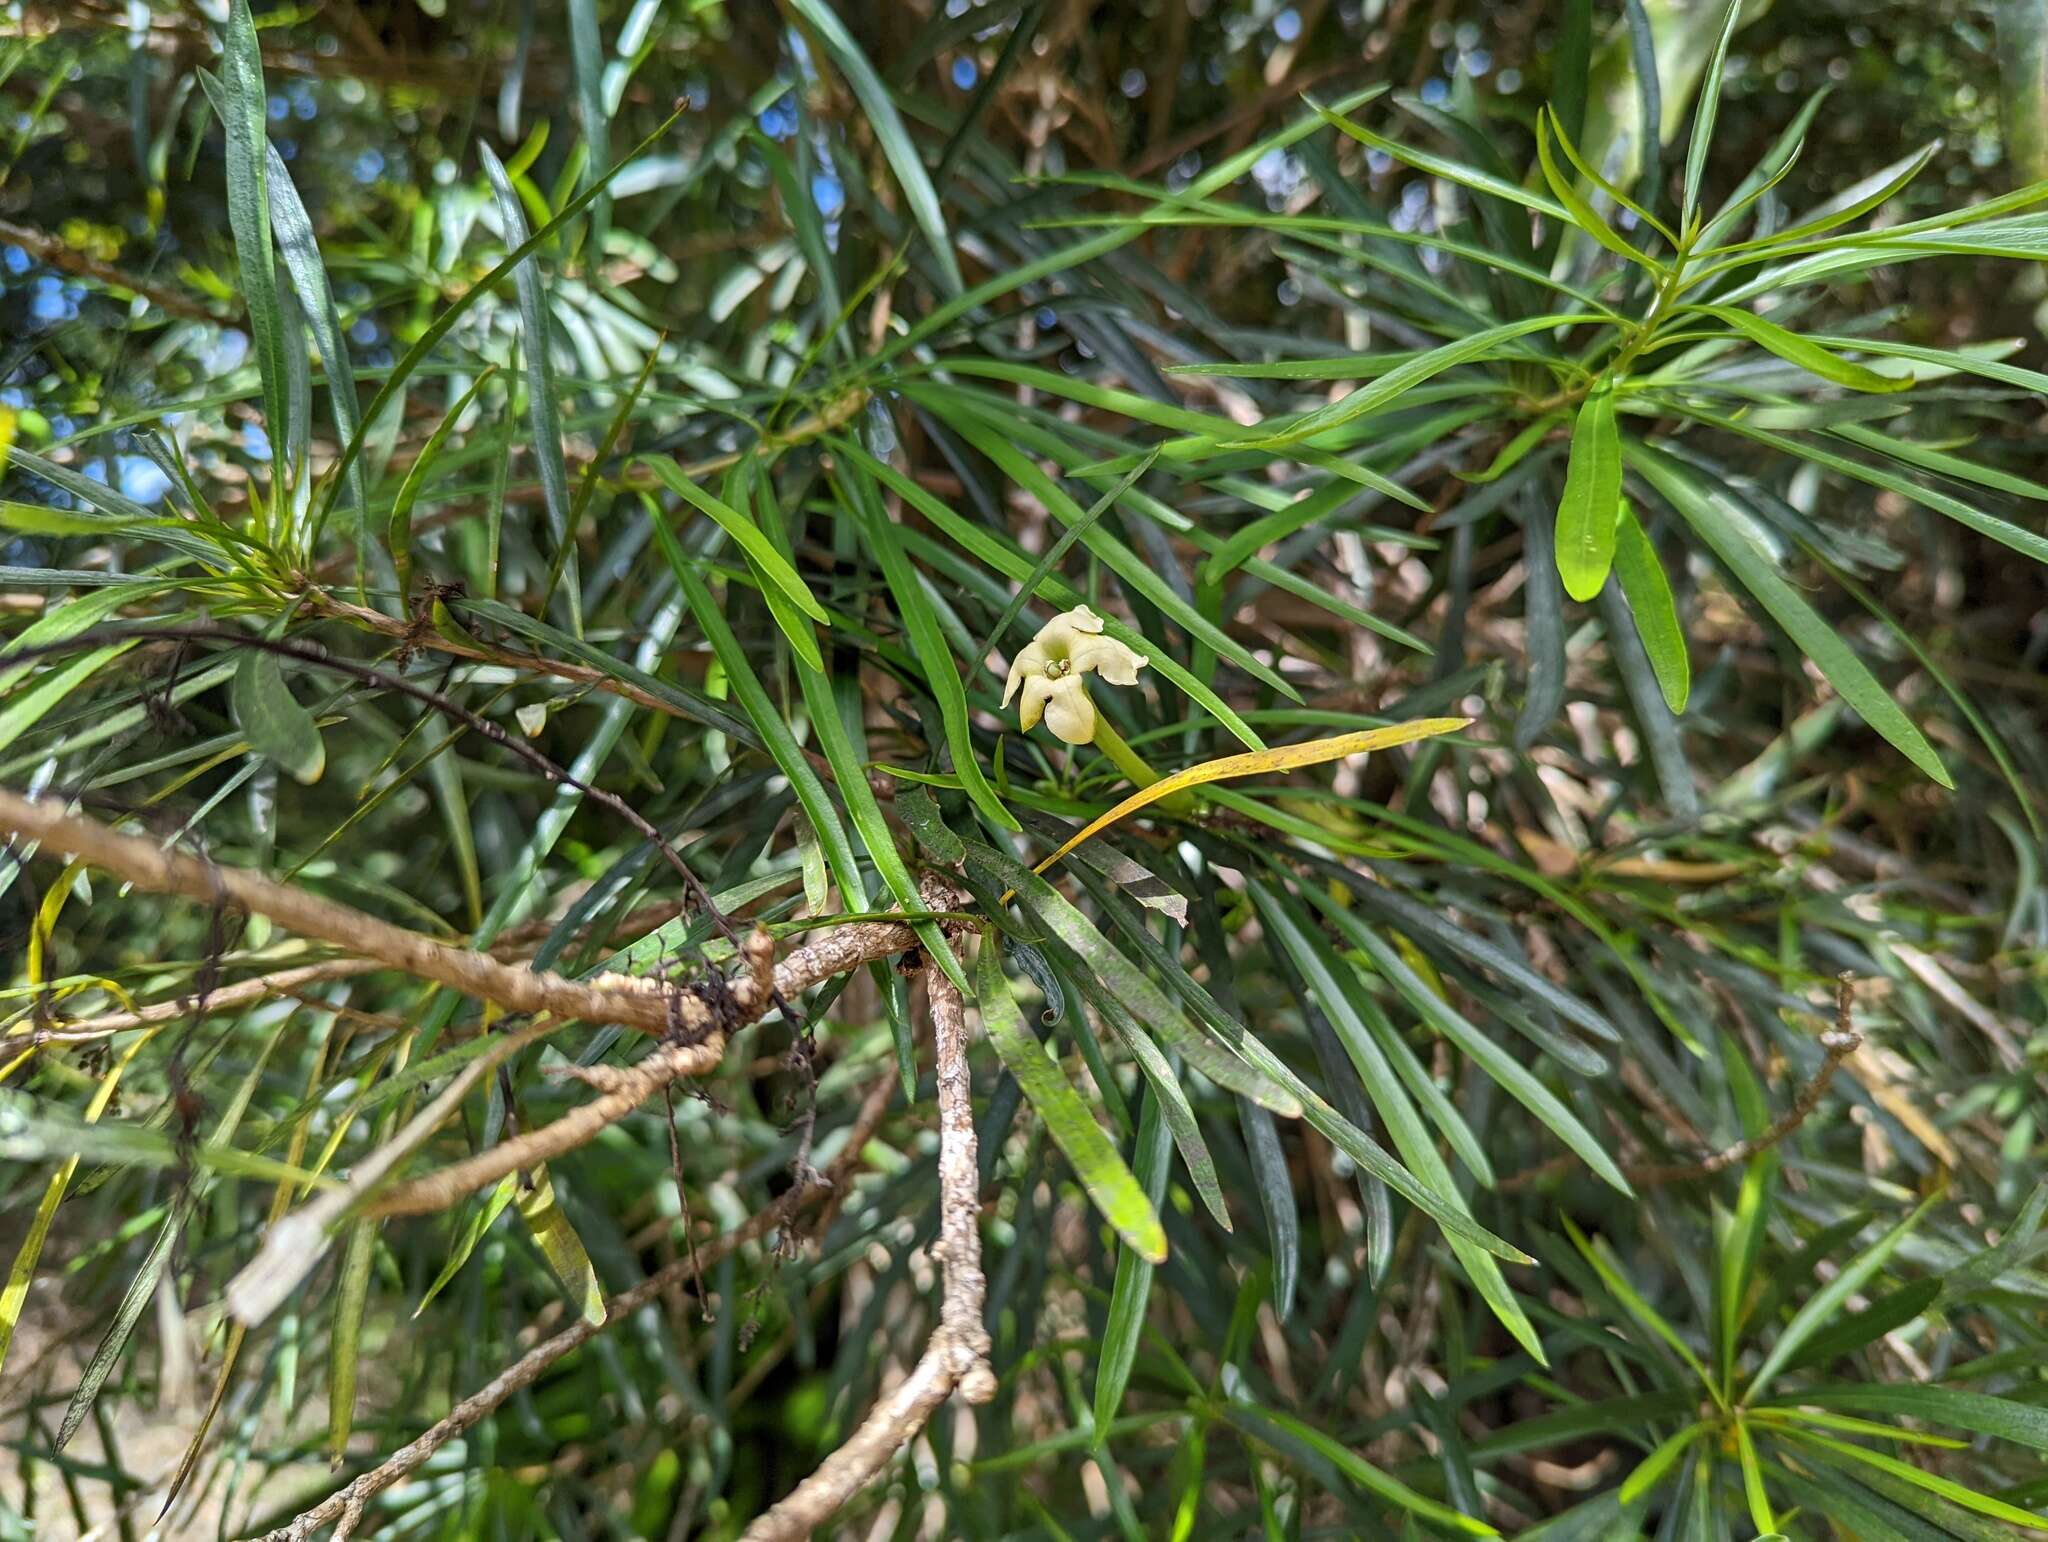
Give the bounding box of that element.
[1000,604,1149,745]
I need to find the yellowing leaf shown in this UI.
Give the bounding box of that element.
[520,1167,607,1326]
[1028,719,1470,882]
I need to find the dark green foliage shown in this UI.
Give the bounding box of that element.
[2,2,2045,1538]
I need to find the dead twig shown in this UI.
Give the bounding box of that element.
[738,922,994,1542]
[1502,978,1865,1192]
[251,1069,901,1542]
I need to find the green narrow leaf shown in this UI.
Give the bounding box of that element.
[1223,1405,1499,1536]
[1556,385,1623,601]
[1092,994,1228,1230]
[478,140,580,635]
[1733,1417,1777,1535]
[979,942,1166,1263]
[53,1014,288,1451]
[1256,883,1545,1364]
[1621,1424,1709,1505]
[1238,1096,1300,1322]
[1715,415,2048,565]
[1564,1215,1717,1392]
[666,552,865,909]
[1774,1427,2048,1531]
[416,1175,519,1317]
[977,447,1160,664]
[1093,1087,1173,1435]
[644,458,828,631]
[1687,304,1913,392]
[1320,900,1632,1194]
[1551,0,1593,146]
[232,650,325,785]
[786,0,961,293]
[1769,1384,2048,1452]
[1745,1192,1939,1403]
[968,849,1527,1265]
[263,140,366,563]
[1779,1277,1942,1375]
[839,466,1017,832]
[209,0,288,461]
[1627,441,1950,786]
[388,368,497,612]
[1681,0,1745,234]
[566,0,610,244]
[1237,314,1605,454]
[1611,501,1689,712]
[327,1216,375,1466]
[1537,111,1663,273]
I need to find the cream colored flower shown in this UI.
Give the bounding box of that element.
[1000,604,1149,745]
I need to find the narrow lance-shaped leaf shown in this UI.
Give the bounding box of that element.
[1681,0,1745,234]
[264,140,368,565]
[840,465,1018,832]
[1627,441,1950,786]
[1537,110,1665,273]
[1612,500,1690,712]
[478,140,581,635]
[233,650,325,785]
[1093,1088,1174,1437]
[208,0,289,463]
[1556,383,1623,601]
[388,368,497,613]
[785,0,961,293]
[978,941,1166,1264]
[1744,1192,1939,1402]
[1685,304,1913,392]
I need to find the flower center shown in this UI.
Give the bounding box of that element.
[1045,657,1073,680]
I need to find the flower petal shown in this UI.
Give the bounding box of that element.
[1002,641,1047,708]
[1070,633,1149,687]
[1042,677,1097,745]
[1018,674,1057,733]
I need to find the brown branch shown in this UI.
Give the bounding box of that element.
[1502,981,1864,1193]
[0,218,230,322]
[365,919,921,1217]
[0,787,687,1035]
[739,921,994,1542]
[10,958,381,1043]
[17,901,692,1044]
[253,1070,902,1542]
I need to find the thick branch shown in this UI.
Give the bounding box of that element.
[0,788,686,1034]
[739,930,994,1542]
[18,901,691,1043]
[254,1071,902,1542]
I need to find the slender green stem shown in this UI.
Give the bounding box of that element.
[1088,715,1159,790]
[1088,714,1199,816]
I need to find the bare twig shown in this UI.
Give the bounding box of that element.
[1502,979,1865,1192]
[252,1070,901,1542]
[739,924,995,1542]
